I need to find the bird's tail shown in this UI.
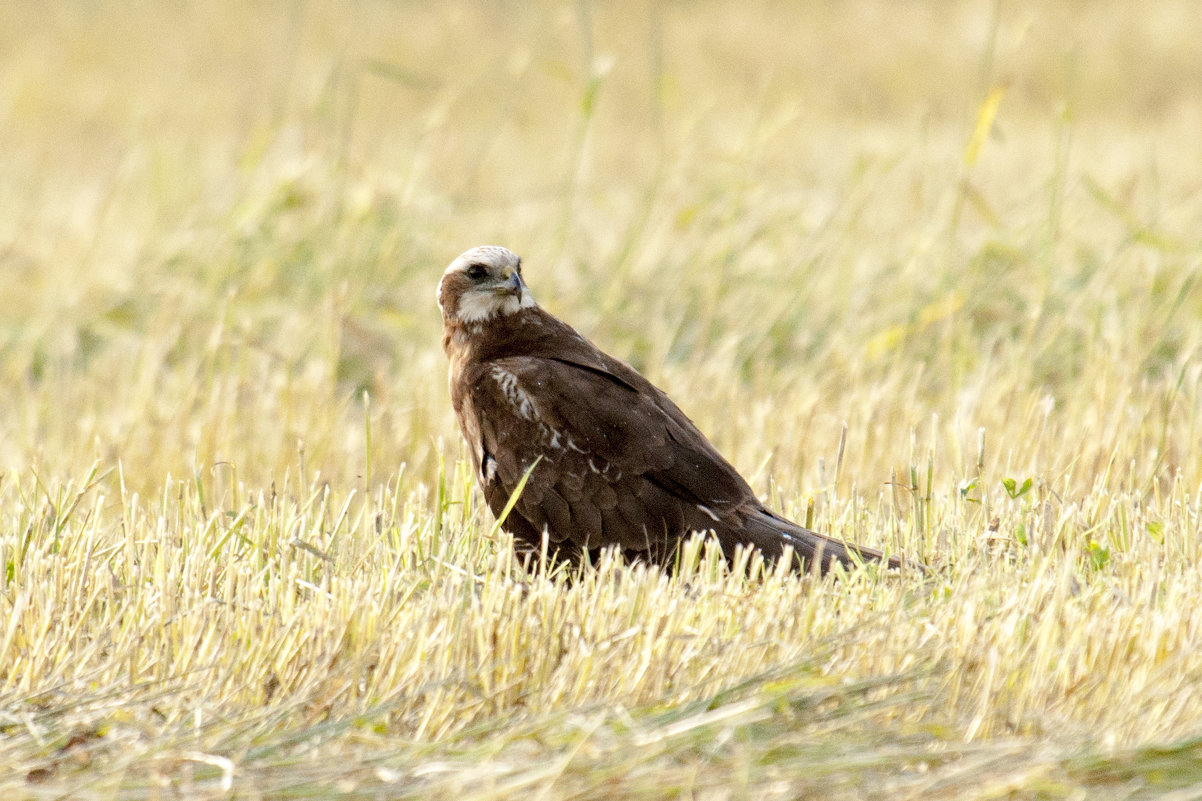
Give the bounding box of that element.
[729,507,912,573]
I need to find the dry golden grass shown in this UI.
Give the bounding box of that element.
[3,1,1202,797]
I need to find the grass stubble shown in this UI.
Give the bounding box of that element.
[3,1,1202,798]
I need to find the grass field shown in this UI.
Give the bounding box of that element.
[4,1,1202,797]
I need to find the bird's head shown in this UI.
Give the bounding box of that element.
[437,246,537,325]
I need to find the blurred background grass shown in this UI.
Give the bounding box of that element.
[3,0,1199,504]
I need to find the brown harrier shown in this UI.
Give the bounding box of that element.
[438,245,904,573]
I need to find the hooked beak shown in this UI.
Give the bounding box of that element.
[497,270,525,298]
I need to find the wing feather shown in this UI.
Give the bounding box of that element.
[463,352,752,554]
[541,487,573,537]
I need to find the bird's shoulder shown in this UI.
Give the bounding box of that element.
[450,308,642,392]
[460,310,752,500]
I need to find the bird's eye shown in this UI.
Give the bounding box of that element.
[466,264,488,280]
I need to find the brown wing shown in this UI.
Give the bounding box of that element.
[461,353,755,555]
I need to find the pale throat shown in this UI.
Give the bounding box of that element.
[454,288,537,324]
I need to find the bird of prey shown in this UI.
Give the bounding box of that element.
[438,245,904,573]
